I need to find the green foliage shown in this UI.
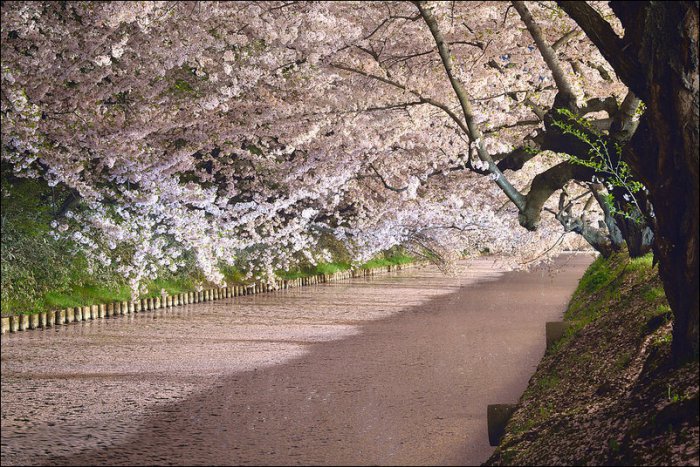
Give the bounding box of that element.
[573,255,615,296]
[220,264,248,284]
[565,251,657,339]
[634,101,647,118]
[608,438,621,454]
[170,78,196,96]
[2,172,203,314]
[274,251,412,281]
[536,373,561,391]
[667,384,681,403]
[552,108,646,223]
[653,333,673,347]
[628,253,654,271]
[276,246,412,281]
[43,283,131,309]
[145,276,197,298]
[1,172,86,314]
[643,286,666,302]
[569,252,652,315]
[275,261,350,280]
[314,262,350,275]
[523,145,540,155]
[360,248,413,269]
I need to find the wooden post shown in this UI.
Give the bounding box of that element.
[546,321,572,349]
[9,315,20,332]
[28,313,38,329]
[487,404,517,446]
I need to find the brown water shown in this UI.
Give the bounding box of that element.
[0,254,593,465]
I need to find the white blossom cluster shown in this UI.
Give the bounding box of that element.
[1,2,620,297]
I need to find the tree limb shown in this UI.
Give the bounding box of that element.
[415,1,526,211]
[495,146,540,172]
[579,96,619,116]
[609,91,641,141]
[368,163,407,192]
[512,1,576,102]
[552,28,582,51]
[557,1,643,93]
[519,161,593,230]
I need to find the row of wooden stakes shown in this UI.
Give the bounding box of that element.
[1,263,417,335]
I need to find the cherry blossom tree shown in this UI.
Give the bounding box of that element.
[1,1,697,360]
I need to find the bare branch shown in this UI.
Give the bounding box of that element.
[267,1,301,12]
[415,1,526,211]
[356,101,426,113]
[383,40,484,67]
[483,119,541,136]
[552,28,582,51]
[495,146,540,172]
[586,60,613,82]
[368,163,407,192]
[512,1,576,101]
[523,96,547,120]
[550,209,613,256]
[472,88,554,102]
[519,232,568,265]
[330,63,472,136]
[589,183,625,247]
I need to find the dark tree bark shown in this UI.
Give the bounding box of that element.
[560,1,699,361]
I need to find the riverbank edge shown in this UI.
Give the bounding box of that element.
[484,251,699,465]
[0,262,423,335]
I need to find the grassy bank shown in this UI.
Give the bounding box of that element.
[1,170,413,317]
[485,251,699,465]
[2,249,414,317]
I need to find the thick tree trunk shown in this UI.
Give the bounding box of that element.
[562,1,699,361]
[616,2,699,361]
[615,215,654,258]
